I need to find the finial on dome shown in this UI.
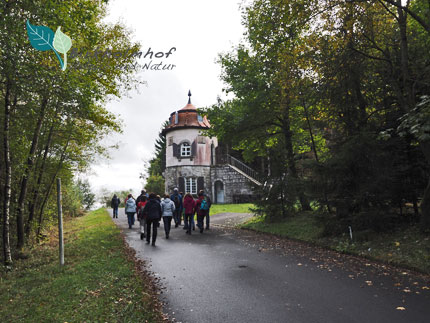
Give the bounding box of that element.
[188,90,192,104]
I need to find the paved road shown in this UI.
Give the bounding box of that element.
[111,209,430,323]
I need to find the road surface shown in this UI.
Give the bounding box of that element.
[110,208,430,323]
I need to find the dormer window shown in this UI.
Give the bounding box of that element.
[181,142,191,157]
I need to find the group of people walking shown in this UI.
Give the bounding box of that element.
[111,188,212,246]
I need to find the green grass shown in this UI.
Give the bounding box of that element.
[0,208,162,323]
[210,203,254,215]
[242,213,324,241]
[241,214,430,274]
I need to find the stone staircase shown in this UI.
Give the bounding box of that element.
[225,154,262,186]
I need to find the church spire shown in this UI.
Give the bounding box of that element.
[188,89,192,104]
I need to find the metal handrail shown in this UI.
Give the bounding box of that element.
[225,154,261,183]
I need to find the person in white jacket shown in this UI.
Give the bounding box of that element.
[161,194,175,239]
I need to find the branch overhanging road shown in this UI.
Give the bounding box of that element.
[111,208,430,323]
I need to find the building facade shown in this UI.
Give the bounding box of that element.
[162,93,260,204]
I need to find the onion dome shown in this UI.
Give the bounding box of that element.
[162,90,210,135]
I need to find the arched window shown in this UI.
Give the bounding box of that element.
[181,142,191,157]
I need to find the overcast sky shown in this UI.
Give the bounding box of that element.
[86,0,245,197]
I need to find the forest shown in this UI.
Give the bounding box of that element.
[201,0,430,235]
[0,0,141,266]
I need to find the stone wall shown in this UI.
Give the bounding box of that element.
[165,165,211,195]
[165,164,256,204]
[210,165,255,204]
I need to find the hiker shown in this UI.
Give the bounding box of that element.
[156,195,162,227]
[161,194,175,239]
[170,188,183,227]
[137,195,148,240]
[196,191,210,233]
[183,193,196,235]
[125,194,136,229]
[142,193,162,246]
[136,190,147,205]
[111,194,120,218]
[200,190,212,230]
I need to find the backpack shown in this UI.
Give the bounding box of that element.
[173,194,180,208]
[200,198,209,210]
[137,202,147,220]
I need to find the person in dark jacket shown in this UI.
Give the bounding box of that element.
[196,192,209,233]
[199,190,212,230]
[170,188,183,227]
[111,194,120,218]
[143,193,162,246]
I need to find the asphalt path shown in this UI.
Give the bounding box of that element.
[110,208,430,323]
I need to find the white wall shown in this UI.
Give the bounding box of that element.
[165,128,218,167]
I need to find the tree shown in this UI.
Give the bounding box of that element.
[205,0,319,216]
[207,0,430,232]
[77,179,95,211]
[148,121,168,177]
[1,0,142,264]
[145,175,165,196]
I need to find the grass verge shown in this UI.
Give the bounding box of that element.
[241,214,430,274]
[0,208,163,322]
[210,203,254,215]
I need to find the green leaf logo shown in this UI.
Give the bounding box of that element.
[26,20,72,71]
[53,27,72,71]
[26,20,55,51]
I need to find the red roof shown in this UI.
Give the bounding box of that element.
[163,101,210,135]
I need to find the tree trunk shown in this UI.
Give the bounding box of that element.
[3,80,13,266]
[36,136,70,239]
[25,121,55,238]
[420,141,430,231]
[281,107,312,211]
[15,96,48,249]
[397,2,414,110]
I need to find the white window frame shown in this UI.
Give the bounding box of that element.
[181,142,191,157]
[185,178,197,194]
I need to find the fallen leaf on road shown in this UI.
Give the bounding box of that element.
[365,281,373,286]
[396,307,406,311]
[422,286,429,290]
[297,263,302,266]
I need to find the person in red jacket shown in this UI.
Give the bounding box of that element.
[137,196,148,240]
[183,193,196,235]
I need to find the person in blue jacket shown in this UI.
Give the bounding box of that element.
[124,194,136,229]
